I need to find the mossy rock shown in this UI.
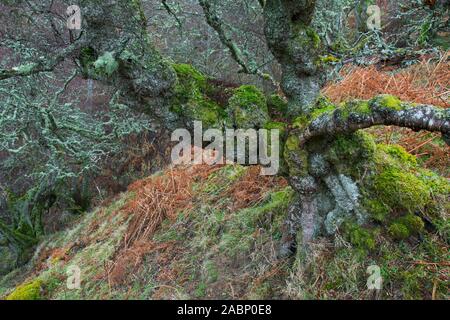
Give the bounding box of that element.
[318,128,447,245]
[363,199,390,223]
[388,222,410,240]
[326,131,377,176]
[172,63,207,91]
[264,121,288,137]
[377,144,417,167]
[6,279,42,300]
[93,51,119,77]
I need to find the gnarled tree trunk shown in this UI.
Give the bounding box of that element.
[261,0,449,257]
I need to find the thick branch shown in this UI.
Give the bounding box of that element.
[297,96,450,145]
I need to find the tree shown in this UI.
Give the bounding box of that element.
[0,0,448,263]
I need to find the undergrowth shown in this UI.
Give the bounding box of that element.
[1,156,448,300]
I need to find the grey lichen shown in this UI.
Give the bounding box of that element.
[323,174,366,234]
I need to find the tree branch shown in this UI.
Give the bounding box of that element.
[297,95,450,145]
[0,37,85,81]
[198,0,277,86]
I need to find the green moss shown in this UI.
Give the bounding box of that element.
[372,95,403,111]
[319,55,340,64]
[357,101,371,114]
[172,63,207,88]
[310,105,335,119]
[229,85,267,110]
[388,214,425,240]
[284,134,309,176]
[195,99,224,128]
[172,63,207,101]
[373,168,431,213]
[342,100,372,118]
[226,85,269,129]
[171,63,225,128]
[292,115,309,129]
[306,27,321,49]
[293,26,321,51]
[6,279,42,300]
[264,121,287,137]
[388,223,410,240]
[378,144,418,167]
[396,214,425,235]
[310,96,336,119]
[364,199,390,223]
[285,135,299,152]
[343,223,376,253]
[417,169,450,195]
[328,131,377,166]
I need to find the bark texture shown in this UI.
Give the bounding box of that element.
[263,0,325,116]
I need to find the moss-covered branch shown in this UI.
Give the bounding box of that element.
[0,38,85,81]
[296,95,450,146]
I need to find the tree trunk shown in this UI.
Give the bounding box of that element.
[263,0,325,117]
[262,0,449,257]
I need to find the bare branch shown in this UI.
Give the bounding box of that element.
[198,0,277,86]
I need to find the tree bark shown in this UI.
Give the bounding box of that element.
[298,99,450,146]
[263,0,325,116]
